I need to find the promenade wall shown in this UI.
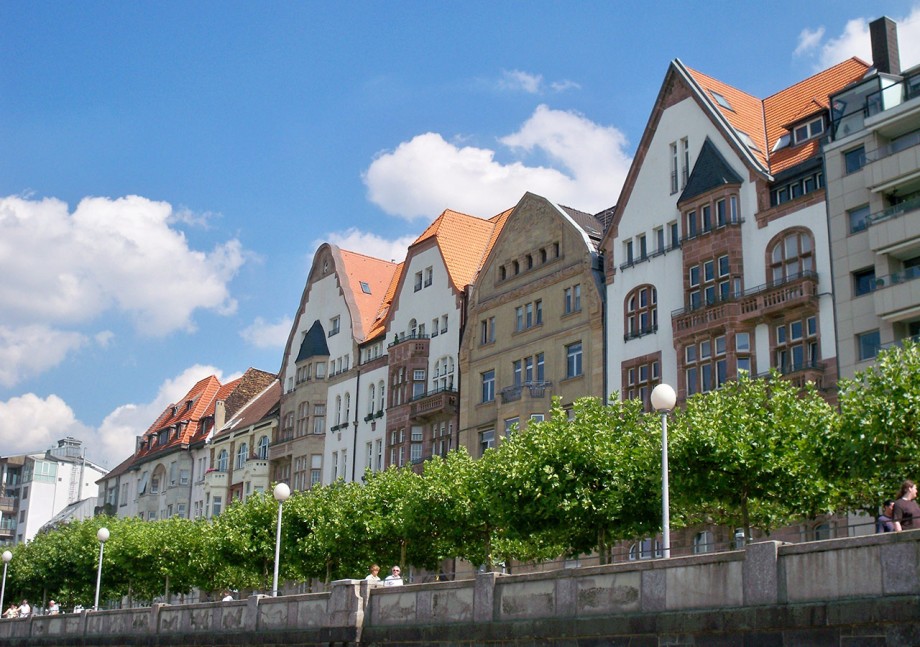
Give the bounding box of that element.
[2,529,919,646]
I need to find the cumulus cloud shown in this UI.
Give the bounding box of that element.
[240,316,294,349]
[0,194,247,385]
[320,228,417,263]
[363,105,630,220]
[0,325,87,387]
[0,393,92,458]
[794,27,825,56]
[799,8,920,70]
[96,364,236,468]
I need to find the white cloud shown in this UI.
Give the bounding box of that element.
[550,79,582,92]
[319,228,416,263]
[94,364,235,468]
[801,9,920,70]
[363,105,630,220]
[794,27,825,56]
[0,393,92,458]
[0,194,247,385]
[500,69,543,94]
[240,316,293,349]
[0,325,87,387]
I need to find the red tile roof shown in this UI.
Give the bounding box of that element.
[685,57,870,175]
[412,209,499,291]
[337,249,399,342]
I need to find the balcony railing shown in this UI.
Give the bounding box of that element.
[409,388,458,421]
[0,496,16,514]
[499,381,553,403]
[387,332,430,348]
[872,265,920,289]
[624,324,658,342]
[866,194,920,227]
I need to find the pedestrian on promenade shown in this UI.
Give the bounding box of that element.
[893,479,920,531]
[384,565,403,586]
[17,599,30,618]
[877,499,895,533]
[365,564,381,583]
[3,603,18,618]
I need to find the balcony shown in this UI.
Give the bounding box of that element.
[0,517,15,539]
[873,267,920,322]
[736,272,818,322]
[756,361,826,390]
[409,388,458,422]
[204,469,228,489]
[831,71,920,140]
[500,381,552,403]
[0,496,15,515]
[868,196,920,254]
[672,301,739,338]
[243,458,269,481]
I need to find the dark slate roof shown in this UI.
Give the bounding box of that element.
[594,205,617,234]
[295,320,330,363]
[560,205,605,244]
[679,137,744,204]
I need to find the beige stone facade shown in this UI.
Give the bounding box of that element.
[458,193,605,456]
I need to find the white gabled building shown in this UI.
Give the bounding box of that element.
[275,244,398,487]
[602,56,870,407]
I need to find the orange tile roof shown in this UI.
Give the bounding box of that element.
[413,209,498,291]
[684,58,869,176]
[365,261,403,340]
[337,249,399,342]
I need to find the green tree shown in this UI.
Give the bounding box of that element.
[494,396,662,564]
[670,372,837,539]
[830,339,920,512]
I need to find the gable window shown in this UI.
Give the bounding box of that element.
[414,271,423,291]
[328,316,340,337]
[793,116,824,144]
[670,142,679,194]
[424,266,433,287]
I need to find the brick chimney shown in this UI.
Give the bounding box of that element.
[869,16,900,76]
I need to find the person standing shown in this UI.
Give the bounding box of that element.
[877,499,896,533]
[17,599,30,618]
[3,603,18,618]
[365,564,381,584]
[893,480,920,531]
[47,600,60,615]
[384,565,403,586]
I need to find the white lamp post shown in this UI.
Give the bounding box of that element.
[0,550,11,613]
[94,527,110,610]
[271,483,291,597]
[650,383,677,559]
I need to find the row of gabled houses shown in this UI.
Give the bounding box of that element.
[81,16,918,554]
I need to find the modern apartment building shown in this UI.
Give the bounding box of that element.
[459,192,606,455]
[602,53,870,406]
[0,437,107,545]
[823,17,920,379]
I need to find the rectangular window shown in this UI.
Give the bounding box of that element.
[424,266,433,287]
[638,234,647,259]
[625,239,634,264]
[481,317,495,344]
[515,306,524,331]
[329,316,340,336]
[479,429,495,456]
[212,496,222,517]
[848,204,871,233]
[857,330,881,361]
[670,142,679,193]
[655,227,665,252]
[681,137,690,188]
[718,255,730,277]
[716,199,726,226]
[481,370,495,403]
[669,221,679,249]
[566,342,583,378]
[701,204,712,231]
[536,353,545,382]
[687,211,698,237]
[730,196,738,223]
[414,271,422,291]
[844,146,866,174]
[513,360,523,386]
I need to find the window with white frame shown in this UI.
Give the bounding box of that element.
[769,230,814,283]
[625,285,657,340]
[774,316,818,374]
[685,335,728,396]
[565,341,583,378]
[515,300,543,331]
[236,442,248,469]
[481,370,495,402]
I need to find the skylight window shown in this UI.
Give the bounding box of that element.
[360,281,371,294]
[710,90,734,111]
[737,130,761,152]
[793,116,825,144]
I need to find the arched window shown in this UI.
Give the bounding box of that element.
[217,449,228,472]
[257,435,269,460]
[769,229,814,284]
[625,285,658,339]
[236,442,248,469]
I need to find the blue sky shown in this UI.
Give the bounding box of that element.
[2,1,919,469]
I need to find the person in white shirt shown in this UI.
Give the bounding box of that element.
[365,564,381,583]
[47,600,60,615]
[383,565,403,586]
[17,600,30,618]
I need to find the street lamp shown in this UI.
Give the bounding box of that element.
[271,483,291,597]
[94,527,110,610]
[651,383,677,559]
[0,550,11,613]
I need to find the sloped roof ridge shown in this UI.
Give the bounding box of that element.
[762,56,870,102]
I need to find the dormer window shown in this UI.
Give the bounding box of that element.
[710,90,733,111]
[793,116,825,144]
